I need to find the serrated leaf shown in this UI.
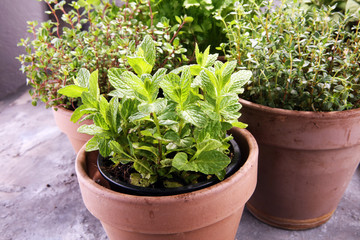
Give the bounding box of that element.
[197,139,223,153]
[204,53,219,68]
[89,70,99,99]
[198,70,216,96]
[135,146,158,158]
[78,124,104,135]
[70,104,87,123]
[93,113,109,130]
[163,130,180,142]
[98,138,111,157]
[179,67,192,107]
[75,68,90,88]
[99,95,109,123]
[138,98,167,115]
[138,35,156,67]
[150,68,167,100]
[81,91,98,109]
[225,70,252,94]
[194,150,230,174]
[172,152,192,171]
[127,56,153,76]
[85,136,99,151]
[180,105,207,127]
[58,85,88,98]
[121,71,149,99]
[221,61,237,88]
[108,68,134,98]
[162,73,181,103]
[232,121,248,128]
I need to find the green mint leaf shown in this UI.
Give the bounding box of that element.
[162,73,181,103]
[180,104,207,128]
[138,35,156,67]
[225,70,252,95]
[121,71,149,100]
[70,104,94,123]
[197,139,223,153]
[220,60,237,89]
[172,152,192,171]
[81,91,98,109]
[78,124,104,135]
[75,68,90,88]
[193,150,230,175]
[58,85,88,98]
[99,95,109,124]
[179,67,192,107]
[150,68,167,101]
[93,113,109,130]
[127,57,153,76]
[108,68,134,98]
[231,121,248,129]
[85,136,99,151]
[89,70,99,99]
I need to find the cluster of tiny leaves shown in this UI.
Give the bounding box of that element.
[60,36,252,188]
[220,0,360,111]
[17,0,188,109]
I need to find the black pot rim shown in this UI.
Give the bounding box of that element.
[97,138,242,196]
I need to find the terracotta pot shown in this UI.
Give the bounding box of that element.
[239,98,360,230]
[52,107,93,153]
[75,128,258,240]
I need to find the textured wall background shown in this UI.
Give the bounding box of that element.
[0,0,46,99]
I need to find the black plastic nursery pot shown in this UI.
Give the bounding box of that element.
[97,138,242,196]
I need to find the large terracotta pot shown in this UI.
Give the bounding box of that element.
[52,107,93,153]
[75,128,258,240]
[239,98,360,230]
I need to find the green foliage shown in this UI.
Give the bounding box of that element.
[299,0,360,17]
[17,0,188,109]
[61,36,252,188]
[221,0,360,111]
[131,0,238,53]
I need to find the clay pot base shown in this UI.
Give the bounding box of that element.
[246,203,335,230]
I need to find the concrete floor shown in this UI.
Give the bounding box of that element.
[1,86,359,240]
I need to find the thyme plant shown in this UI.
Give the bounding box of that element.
[60,36,252,188]
[17,0,188,109]
[220,0,360,111]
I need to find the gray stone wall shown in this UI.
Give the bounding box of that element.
[0,0,46,99]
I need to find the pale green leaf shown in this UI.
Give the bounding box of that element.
[89,70,99,99]
[180,105,207,127]
[127,56,153,76]
[232,121,248,128]
[58,85,87,98]
[78,124,104,135]
[121,71,149,99]
[75,68,90,88]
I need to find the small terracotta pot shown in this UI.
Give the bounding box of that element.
[239,98,360,230]
[52,107,93,153]
[75,128,258,240]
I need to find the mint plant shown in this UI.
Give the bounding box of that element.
[60,36,252,188]
[17,0,188,109]
[220,0,360,111]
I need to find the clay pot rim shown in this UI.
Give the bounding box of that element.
[239,98,360,119]
[52,106,74,116]
[75,128,258,203]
